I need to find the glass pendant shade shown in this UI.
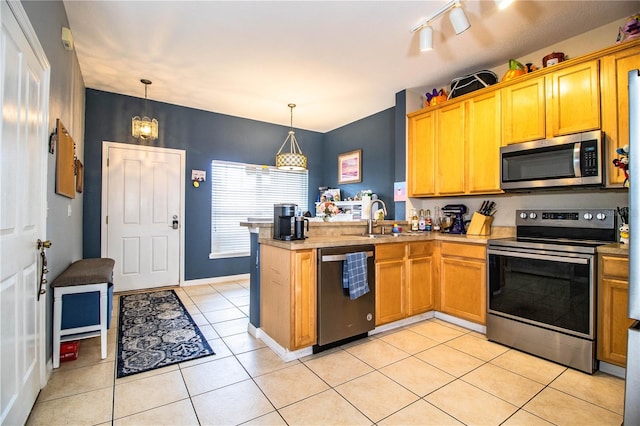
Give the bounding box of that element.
[132,79,159,140]
[276,104,307,171]
[132,116,159,139]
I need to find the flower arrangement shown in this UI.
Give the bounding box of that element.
[318,201,339,220]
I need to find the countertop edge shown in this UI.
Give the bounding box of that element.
[597,243,629,256]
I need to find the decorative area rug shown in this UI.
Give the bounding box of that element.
[117,289,214,378]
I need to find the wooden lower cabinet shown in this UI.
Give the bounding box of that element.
[439,242,487,325]
[375,241,434,325]
[260,245,316,350]
[597,253,632,367]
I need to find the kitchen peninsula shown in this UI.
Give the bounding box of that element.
[242,220,514,361]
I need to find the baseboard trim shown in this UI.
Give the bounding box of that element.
[435,312,486,334]
[370,311,435,335]
[253,328,313,362]
[182,274,250,287]
[599,360,626,379]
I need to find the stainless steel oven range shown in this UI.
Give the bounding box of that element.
[487,209,617,373]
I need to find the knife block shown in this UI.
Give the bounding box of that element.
[466,212,493,236]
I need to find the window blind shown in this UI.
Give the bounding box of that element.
[210,160,309,259]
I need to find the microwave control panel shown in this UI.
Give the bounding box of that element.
[580,140,599,177]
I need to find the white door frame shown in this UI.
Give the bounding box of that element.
[100,142,186,287]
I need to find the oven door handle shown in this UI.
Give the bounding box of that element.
[487,249,589,264]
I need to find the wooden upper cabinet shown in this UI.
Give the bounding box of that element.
[601,44,640,186]
[466,91,502,194]
[550,60,600,136]
[436,102,465,195]
[502,76,546,144]
[407,110,436,197]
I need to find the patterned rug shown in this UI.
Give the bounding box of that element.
[117,289,214,378]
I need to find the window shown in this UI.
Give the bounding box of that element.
[210,160,309,259]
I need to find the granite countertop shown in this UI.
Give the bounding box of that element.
[597,242,629,256]
[242,219,515,250]
[259,229,513,250]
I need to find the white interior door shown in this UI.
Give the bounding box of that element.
[103,143,184,292]
[1,1,50,424]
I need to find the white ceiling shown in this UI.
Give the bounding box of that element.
[63,1,638,133]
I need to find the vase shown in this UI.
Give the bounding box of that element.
[323,216,331,222]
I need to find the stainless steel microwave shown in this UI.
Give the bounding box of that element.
[500,130,604,191]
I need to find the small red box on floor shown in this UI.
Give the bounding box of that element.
[59,340,80,362]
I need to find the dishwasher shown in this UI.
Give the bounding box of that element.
[315,245,375,352]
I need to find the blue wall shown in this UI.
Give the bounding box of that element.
[84,89,398,280]
[323,108,396,218]
[83,89,325,280]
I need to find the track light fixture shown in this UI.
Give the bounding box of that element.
[449,4,470,35]
[419,26,433,51]
[410,0,473,50]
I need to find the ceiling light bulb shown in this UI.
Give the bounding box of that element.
[419,26,433,51]
[449,6,470,35]
[495,0,514,10]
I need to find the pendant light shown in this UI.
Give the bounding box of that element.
[131,79,159,140]
[275,103,307,171]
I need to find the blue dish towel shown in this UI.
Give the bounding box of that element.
[342,252,370,300]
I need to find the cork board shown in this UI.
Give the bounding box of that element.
[55,119,75,198]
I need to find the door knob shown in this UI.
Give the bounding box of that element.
[37,239,52,249]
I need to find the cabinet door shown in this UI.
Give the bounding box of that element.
[598,277,633,367]
[502,76,546,144]
[407,242,434,315]
[292,249,316,349]
[550,60,600,136]
[375,243,406,325]
[466,91,502,194]
[440,253,486,324]
[407,111,436,196]
[601,44,640,186]
[436,102,465,195]
[408,256,433,315]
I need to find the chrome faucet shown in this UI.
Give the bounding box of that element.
[367,199,387,234]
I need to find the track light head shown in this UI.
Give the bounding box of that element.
[449,5,470,35]
[419,26,433,51]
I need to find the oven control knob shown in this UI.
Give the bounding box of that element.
[583,212,593,220]
[596,212,607,220]
[519,212,528,220]
[529,212,537,220]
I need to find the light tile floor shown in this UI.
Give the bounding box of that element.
[27,279,626,425]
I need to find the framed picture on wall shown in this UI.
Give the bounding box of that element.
[338,149,362,184]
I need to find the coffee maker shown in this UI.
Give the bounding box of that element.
[442,204,468,234]
[274,203,306,241]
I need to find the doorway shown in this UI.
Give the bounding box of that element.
[101,142,185,292]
